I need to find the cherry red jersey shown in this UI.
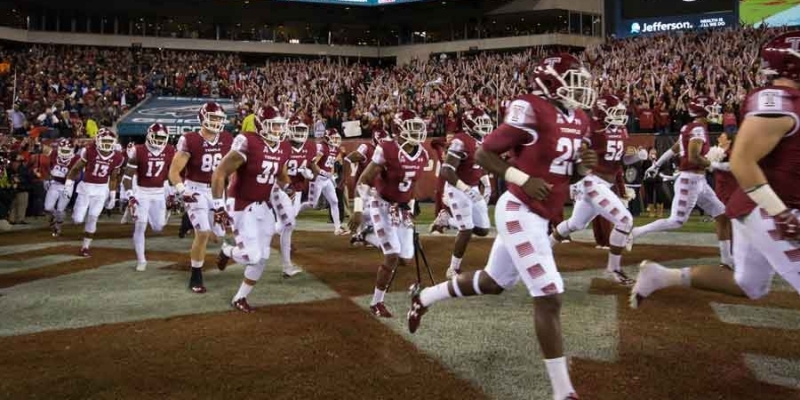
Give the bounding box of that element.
[678,122,710,172]
[49,152,79,184]
[727,86,800,218]
[372,140,429,204]
[287,141,317,190]
[589,120,628,177]
[316,142,339,175]
[447,131,484,186]
[355,142,376,180]
[229,134,291,211]
[714,148,736,205]
[128,144,176,188]
[80,145,125,185]
[482,94,592,222]
[177,130,233,184]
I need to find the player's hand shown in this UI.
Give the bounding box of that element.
[521,177,553,201]
[773,209,800,241]
[578,147,598,171]
[182,192,199,204]
[213,207,231,228]
[349,212,362,233]
[127,197,139,221]
[644,165,659,179]
[299,167,314,180]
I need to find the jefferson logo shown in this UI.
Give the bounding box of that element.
[630,21,693,34]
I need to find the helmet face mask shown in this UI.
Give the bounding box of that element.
[464,109,493,137]
[394,111,427,147]
[57,140,73,160]
[326,130,342,148]
[199,102,226,134]
[534,54,597,110]
[288,118,309,145]
[146,124,169,152]
[96,129,118,153]
[255,106,285,144]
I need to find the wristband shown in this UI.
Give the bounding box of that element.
[353,197,364,213]
[212,198,225,210]
[456,180,471,192]
[746,184,787,216]
[504,167,530,187]
[175,182,185,194]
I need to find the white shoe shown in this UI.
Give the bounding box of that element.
[629,260,672,309]
[334,227,351,236]
[282,264,303,278]
[136,261,147,272]
[445,266,460,279]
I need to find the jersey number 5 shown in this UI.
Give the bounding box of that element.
[549,138,584,176]
[201,153,223,173]
[398,171,415,193]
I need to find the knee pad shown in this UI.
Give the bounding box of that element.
[85,215,99,233]
[609,227,630,248]
[244,263,265,282]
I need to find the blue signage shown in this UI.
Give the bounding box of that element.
[116,97,237,137]
[618,12,737,37]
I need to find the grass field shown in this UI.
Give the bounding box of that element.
[300,203,718,234]
[740,0,800,25]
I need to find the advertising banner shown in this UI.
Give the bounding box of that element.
[116,97,237,137]
[617,12,737,37]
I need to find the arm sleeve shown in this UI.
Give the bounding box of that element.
[447,138,466,159]
[176,135,190,154]
[482,124,534,154]
[371,145,386,166]
[689,126,706,142]
[356,144,369,157]
[744,88,800,137]
[231,134,249,162]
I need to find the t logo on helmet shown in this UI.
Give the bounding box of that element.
[786,37,800,51]
[543,57,561,69]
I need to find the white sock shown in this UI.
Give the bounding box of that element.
[82,237,92,249]
[370,288,386,305]
[680,267,692,287]
[133,223,147,263]
[419,282,452,307]
[233,281,253,301]
[607,254,621,272]
[190,259,204,269]
[544,357,575,400]
[719,240,733,266]
[280,227,293,267]
[330,202,341,230]
[450,256,462,271]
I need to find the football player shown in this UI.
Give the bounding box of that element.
[63,128,125,257]
[346,123,392,247]
[429,108,493,278]
[45,138,78,237]
[274,114,320,277]
[303,128,349,235]
[351,109,429,318]
[168,102,233,293]
[213,105,291,312]
[631,31,800,306]
[122,123,175,271]
[632,96,733,268]
[550,95,639,285]
[406,54,598,400]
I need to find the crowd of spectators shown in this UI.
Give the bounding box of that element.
[0,24,792,226]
